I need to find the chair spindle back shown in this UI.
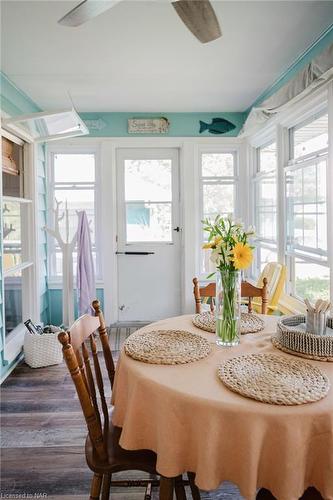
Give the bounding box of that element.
[193,277,269,314]
[58,300,115,462]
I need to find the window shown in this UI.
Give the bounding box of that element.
[2,136,34,337]
[253,141,278,275]
[286,111,329,300]
[124,159,173,243]
[48,153,99,279]
[200,152,237,273]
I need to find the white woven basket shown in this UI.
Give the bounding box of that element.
[24,331,63,368]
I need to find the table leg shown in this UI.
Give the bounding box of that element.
[187,472,201,500]
[159,476,174,500]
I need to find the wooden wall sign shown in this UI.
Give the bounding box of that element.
[128,117,170,134]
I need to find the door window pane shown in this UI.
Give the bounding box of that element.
[201,153,234,177]
[295,259,330,301]
[292,113,328,159]
[124,159,172,202]
[124,158,173,242]
[126,203,172,242]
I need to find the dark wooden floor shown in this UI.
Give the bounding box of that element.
[0,354,324,500]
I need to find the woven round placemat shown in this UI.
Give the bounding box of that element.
[272,335,333,362]
[192,311,264,334]
[124,329,211,365]
[217,353,330,405]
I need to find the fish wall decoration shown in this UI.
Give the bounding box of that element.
[199,117,236,135]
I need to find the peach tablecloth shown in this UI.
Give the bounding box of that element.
[111,315,333,500]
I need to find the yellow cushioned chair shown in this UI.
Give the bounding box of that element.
[252,262,286,314]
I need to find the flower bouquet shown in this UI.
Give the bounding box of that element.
[203,216,255,346]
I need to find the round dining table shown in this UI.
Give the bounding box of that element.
[111,314,333,500]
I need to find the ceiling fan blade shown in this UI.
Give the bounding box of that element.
[171,0,221,43]
[58,0,121,27]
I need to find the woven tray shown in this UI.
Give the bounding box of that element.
[271,337,333,362]
[272,315,333,361]
[124,329,211,365]
[218,353,330,405]
[192,311,264,334]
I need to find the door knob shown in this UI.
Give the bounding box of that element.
[173,227,182,232]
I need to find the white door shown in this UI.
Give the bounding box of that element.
[116,148,181,322]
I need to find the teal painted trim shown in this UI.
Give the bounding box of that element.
[48,288,104,326]
[0,71,41,116]
[249,23,333,110]
[80,112,247,137]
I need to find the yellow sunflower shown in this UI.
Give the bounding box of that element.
[231,242,253,270]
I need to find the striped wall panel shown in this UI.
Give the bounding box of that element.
[37,144,49,323]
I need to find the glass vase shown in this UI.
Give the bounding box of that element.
[215,269,241,347]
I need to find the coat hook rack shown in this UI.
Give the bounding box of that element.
[44,199,78,327]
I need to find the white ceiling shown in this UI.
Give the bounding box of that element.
[1,0,333,112]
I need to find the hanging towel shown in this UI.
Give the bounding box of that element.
[77,210,96,316]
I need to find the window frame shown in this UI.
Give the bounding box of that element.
[248,85,332,305]
[199,148,239,275]
[252,138,278,277]
[46,146,102,284]
[285,109,329,301]
[288,109,329,163]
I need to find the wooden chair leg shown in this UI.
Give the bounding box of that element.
[90,473,103,500]
[145,480,153,500]
[159,476,174,500]
[101,473,111,500]
[187,472,201,500]
[175,474,186,500]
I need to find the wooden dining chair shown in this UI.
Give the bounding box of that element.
[193,277,269,315]
[58,300,199,500]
